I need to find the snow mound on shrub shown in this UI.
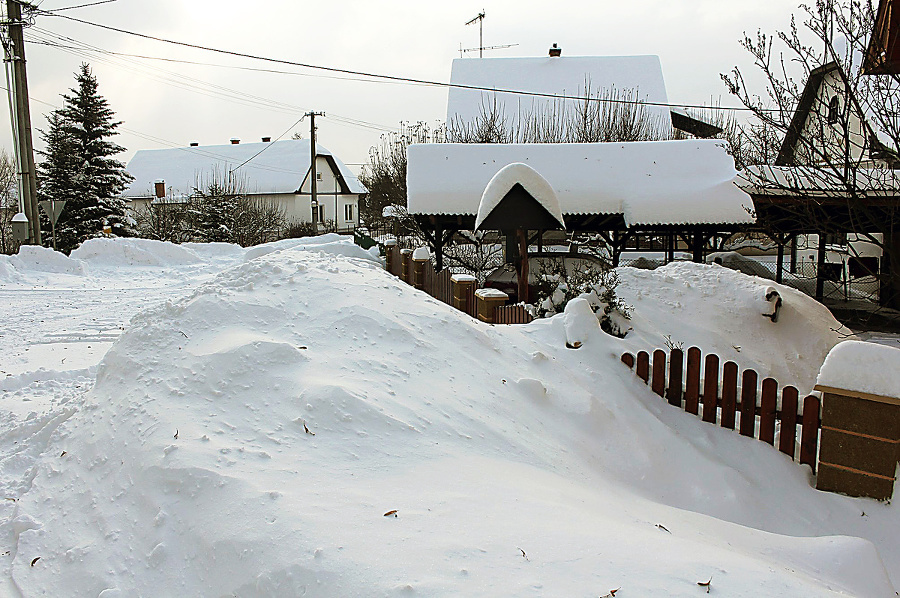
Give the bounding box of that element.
[7,245,87,275]
[8,244,897,597]
[616,261,847,393]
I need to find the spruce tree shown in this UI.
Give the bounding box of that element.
[37,63,133,253]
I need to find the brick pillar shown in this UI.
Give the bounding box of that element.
[400,249,412,283]
[384,239,397,275]
[475,288,508,323]
[815,387,900,500]
[451,274,476,313]
[412,258,428,290]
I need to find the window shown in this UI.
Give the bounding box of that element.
[344,204,354,222]
[827,95,840,124]
[316,171,323,181]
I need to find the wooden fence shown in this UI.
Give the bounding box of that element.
[621,347,820,472]
[386,246,532,324]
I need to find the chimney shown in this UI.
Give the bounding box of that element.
[189,141,199,147]
[230,138,240,145]
[549,43,561,57]
[261,136,272,143]
[154,180,165,198]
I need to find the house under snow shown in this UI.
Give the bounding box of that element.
[124,138,367,231]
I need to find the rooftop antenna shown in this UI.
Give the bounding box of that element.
[460,11,518,58]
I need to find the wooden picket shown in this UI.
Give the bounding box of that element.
[621,346,821,471]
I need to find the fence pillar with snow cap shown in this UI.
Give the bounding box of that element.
[475,288,508,323]
[383,239,398,275]
[814,341,900,500]
[451,274,477,316]
[412,246,430,290]
[400,248,413,283]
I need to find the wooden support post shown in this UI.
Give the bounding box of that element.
[776,241,785,284]
[816,233,827,301]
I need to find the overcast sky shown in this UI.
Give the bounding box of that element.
[3,0,809,173]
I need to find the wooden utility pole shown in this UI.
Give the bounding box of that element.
[307,110,324,235]
[5,0,40,244]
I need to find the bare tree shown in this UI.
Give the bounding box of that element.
[0,150,20,255]
[722,0,900,307]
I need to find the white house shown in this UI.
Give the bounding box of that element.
[124,138,367,231]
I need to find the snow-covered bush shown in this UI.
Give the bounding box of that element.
[531,259,632,337]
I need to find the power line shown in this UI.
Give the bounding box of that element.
[43,0,117,12]
[38,8,767,114]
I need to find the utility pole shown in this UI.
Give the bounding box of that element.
[307,111,324,235]
[4,0,40,245]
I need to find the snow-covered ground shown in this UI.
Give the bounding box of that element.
[0,236,898,597]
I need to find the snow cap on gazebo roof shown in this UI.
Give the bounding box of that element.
[475,162,565,231]
[407,139,755,227]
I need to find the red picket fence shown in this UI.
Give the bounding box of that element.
[495,304,534,324]
[621,347,820,472]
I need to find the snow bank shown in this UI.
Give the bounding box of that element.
[817,340,900,399]
[71,237,204,266]
[616,261,848,393]
[7,245,87,275]
[7,240,898,596]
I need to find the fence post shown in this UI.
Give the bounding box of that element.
[740,369,758,437]
[799,395,820,474]
[702,353,719,423]
[651,349,666,397]
[721,361,738,430]
[622,353,635,369]
[684,347,701,415]
[636,351,650,383]
[759,378,778,445]
[411,247,430,291]
[400,249,412,283]
[667,348,683,407]
[779,386,799,460]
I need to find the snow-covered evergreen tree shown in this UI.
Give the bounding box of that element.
[37,63,133,253]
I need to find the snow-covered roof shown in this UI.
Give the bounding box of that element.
[124,139,366,198]
[475,162,565,230]
[738,165,900,196]
[407,140,755,227]
[446,55,672,134]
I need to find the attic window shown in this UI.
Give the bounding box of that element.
[827,95,840,124]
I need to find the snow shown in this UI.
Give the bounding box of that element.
[1,237,899,596]
[474,162,565,231]
[474,287,508,298]
[451,273,476,283]
[446,55,672,135]
[412,246,430,260]
[124,139,366,198]
[738,164,900,196]
[407,140,755,226]
[816,340,900,399]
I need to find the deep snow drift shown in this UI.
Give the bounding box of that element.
[0,237,897,597]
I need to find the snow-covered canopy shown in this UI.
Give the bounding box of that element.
[124,139,366,198]
[407,140,755,227]
[738,165,900,196]
[446,55,673,135]
[816,340,900,400]
[475,162,565,230]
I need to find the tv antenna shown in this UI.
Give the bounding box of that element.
[461,10,517,58]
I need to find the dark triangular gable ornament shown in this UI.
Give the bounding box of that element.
[477,183,564,231]
[474,162,566,232]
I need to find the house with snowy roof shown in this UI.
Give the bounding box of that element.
[446,44,721,140]
[124,138,367,231]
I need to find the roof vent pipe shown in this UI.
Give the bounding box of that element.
[230,138,240,144]
[262,136,272,142]
[549,43,561,57]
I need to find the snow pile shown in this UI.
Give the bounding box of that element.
[816,340,900,398]
[3,239,898,596]
[70,237,204,266]
[5,245,87,276]
[474,162,565,230]
[616,261,848,393]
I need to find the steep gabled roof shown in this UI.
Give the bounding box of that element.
[775,62,890,166]
[124,139,366,198]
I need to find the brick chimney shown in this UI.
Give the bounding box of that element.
[189,142,199,147]
[230,138,240,145]
[549,43,561,57]
[261,136,272,143]
[154,180,165,198]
